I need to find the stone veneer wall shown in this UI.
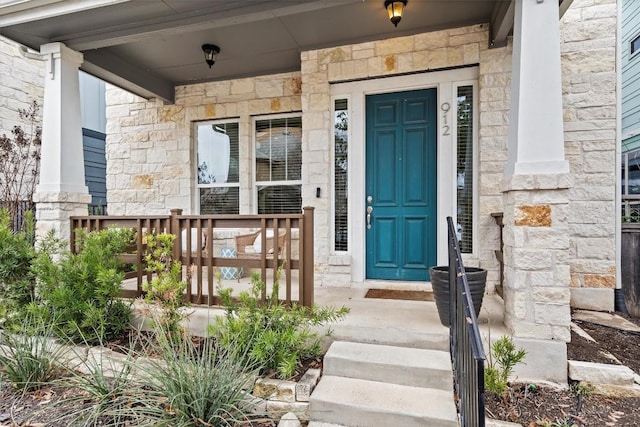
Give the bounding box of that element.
[105,3,617,297]
[560,0,618,310]
[301,24,510,287]
[105,72,302,215]
[0,36,44,139]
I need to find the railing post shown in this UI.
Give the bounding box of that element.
[170,209,183,262]
[302,206,314,307]
[69,219,76,253]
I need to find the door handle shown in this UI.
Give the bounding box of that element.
[366,206,373,229]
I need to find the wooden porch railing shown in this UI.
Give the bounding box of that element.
[70,207,314,307]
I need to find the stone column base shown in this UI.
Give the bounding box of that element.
[34,191,91,244]
[501,174,572,384]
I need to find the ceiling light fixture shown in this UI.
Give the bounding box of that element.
[384,0,407,27]
[201,44,220,68]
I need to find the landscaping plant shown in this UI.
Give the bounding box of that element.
[0,100,41,228]
[484,335,527,396]
[0,317,64,391]
[51,318,259,427]
[0,209,36,329]
[28,227,135,344]
[139,323,259,427]
[142,232,188,341]
[210,269,349,379]
[50,329,156,427]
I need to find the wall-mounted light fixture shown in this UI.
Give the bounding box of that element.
[384,0,407,27]
[201,44,220,68]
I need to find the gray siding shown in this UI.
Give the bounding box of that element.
[83,128,107,208]
[622,0,640,152]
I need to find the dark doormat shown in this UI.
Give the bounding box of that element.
[364,288,434,301]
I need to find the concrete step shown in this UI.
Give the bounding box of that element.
[309,376,458,427]
[321,323,449,352]
[323,341,452,390]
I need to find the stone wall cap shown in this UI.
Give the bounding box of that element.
[502,172,573,192]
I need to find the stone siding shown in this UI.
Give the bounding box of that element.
[302,24,510,286]
[561,0,617,301]
[0,36,44,135]
[105,72,302,215]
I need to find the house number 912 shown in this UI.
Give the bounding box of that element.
[441,102,450,136]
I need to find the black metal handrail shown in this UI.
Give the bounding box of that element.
[447,216,485,427]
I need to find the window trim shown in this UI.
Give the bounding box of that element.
[252,113,303,214]
[631,33,640,59]
[452,81,479,257]
[193,119,241,214]
[331,95,351,254]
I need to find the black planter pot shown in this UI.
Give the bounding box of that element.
[429,266,487,327]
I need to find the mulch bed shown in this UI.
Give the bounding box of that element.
[4,313,640,426]
[0,328,319,426]
[486,314,640,426]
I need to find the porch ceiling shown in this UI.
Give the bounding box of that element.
[0,0,566,103]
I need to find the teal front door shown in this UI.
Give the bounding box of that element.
[365,89,437,281]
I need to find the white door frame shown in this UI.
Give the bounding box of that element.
[331,66,479,283]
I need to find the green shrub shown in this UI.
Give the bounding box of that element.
[484,336,526,396]
[28,227,135,344]
[142,233,187,341]
[0,209,36,328]
[209,269,349,379]
[0,318,64,391]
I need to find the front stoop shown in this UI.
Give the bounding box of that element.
[310,375,457,427]
[309,341,457,427]
[323,341,452,390]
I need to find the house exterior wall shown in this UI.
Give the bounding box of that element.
[0,35,44,138]
[561,0,618,309]
[621,0,640,152]
[301,24,509,287]
[105,72,302,215]
[104,0,617,307]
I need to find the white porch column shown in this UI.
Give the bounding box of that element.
[34,42,90,244]
[502,0,571,384]
[506,0,569,177]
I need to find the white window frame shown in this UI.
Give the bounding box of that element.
[331,95,352,253]
[252,113,303,214]
[452,81,479,257]
[194,119,241,214]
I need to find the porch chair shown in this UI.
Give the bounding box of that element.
[234,229,287,260]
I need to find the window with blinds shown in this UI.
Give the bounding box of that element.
[457,86,474,253]
[255,116,302,214]
[196,121,240,214]
[334,99,348,251]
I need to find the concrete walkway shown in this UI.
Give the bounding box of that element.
[176,284,507,346]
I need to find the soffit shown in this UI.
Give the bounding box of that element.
[0,0,519,103]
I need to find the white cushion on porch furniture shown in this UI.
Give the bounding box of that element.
[181,228,206,252]
[252,229,275,253]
